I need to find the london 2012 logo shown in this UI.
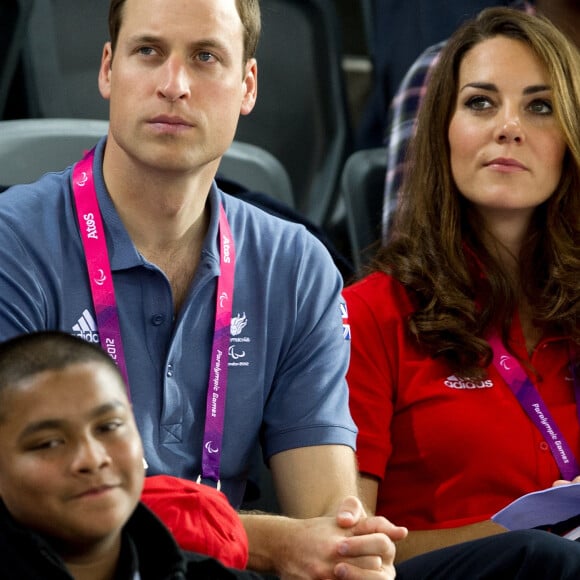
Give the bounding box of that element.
[230,312,248,336]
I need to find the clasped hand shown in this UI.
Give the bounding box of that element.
[279,496,407,580]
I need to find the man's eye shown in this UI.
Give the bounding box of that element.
[137,46,156,56]
[197,52,217,63]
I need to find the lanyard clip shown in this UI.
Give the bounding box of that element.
[196,474,222,492]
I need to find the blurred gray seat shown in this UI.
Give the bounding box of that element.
[235,0,352,226]
[0,0,34,119]
[20,0,109,119]
[0,118,108,184]
[218,141,294,208]
[341,147,387,273]
[0,119,294,209]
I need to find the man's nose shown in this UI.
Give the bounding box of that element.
[158,57,191,102]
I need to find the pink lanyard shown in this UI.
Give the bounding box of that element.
[489,331,580,480]
[200,202,235,487]
[72,149,235,486]
[72,151,130,390]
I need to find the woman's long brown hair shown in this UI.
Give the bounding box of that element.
[372,7,580,377]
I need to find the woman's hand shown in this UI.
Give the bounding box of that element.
[552,475,580,486]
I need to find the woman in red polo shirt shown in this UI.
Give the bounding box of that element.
[345,7,580,563]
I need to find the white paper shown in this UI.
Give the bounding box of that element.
[491,483,580,530]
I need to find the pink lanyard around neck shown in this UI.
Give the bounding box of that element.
[72,151,130,390]
[72,148,235,486]
[489,331,580,480]
[200,203,235,487]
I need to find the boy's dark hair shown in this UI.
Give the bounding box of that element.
[0,331,123,397]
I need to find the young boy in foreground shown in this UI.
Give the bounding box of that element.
[0,331,260,579]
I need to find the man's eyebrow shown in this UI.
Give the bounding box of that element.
[187,37,233,58]
[126,34,229,53]
[127,34,162,45]
[18,400,127,441]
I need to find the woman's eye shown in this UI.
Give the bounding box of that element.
[528,99,553,115]
[465,95,492,111]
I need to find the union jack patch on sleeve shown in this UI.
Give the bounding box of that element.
[340,301,351,341]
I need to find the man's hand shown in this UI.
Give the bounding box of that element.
[244,447,407,579]
[255,496,407,580]
[332,496,408,580]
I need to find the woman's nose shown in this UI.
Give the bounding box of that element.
[496,118,524,144]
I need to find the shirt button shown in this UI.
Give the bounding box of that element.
[151,314,165,326]
[539,442,549,451]
[166,364,174,378]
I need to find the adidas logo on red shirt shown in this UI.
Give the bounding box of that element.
[444,375,494,389]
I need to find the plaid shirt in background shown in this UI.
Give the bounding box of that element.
[382,0,536,239]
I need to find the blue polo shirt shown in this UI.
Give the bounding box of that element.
[0,138,356,508]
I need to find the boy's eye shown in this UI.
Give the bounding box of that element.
[30,438,63,451]
[98,420,124,434]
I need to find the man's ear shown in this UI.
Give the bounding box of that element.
[240,59,258,116]
[98,42,114,100]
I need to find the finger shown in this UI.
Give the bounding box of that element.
[336,496,366,528]
[334,561,396,580]
[553,479,572,486]
[335,555,382,571]
[348,515,408,541]
[338,533,396,564]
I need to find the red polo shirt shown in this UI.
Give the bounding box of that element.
[344,272,579,530]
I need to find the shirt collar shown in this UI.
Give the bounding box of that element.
[89,137,223,274]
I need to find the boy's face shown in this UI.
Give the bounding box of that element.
[0,361,144,550]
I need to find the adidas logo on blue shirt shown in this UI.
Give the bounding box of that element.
[72,309,100,343]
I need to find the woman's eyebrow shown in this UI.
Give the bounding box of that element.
[523,84,551,95]
[459,82,498,93]
[459,82,551,95]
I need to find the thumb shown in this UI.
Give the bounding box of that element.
[336,495,365,529]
